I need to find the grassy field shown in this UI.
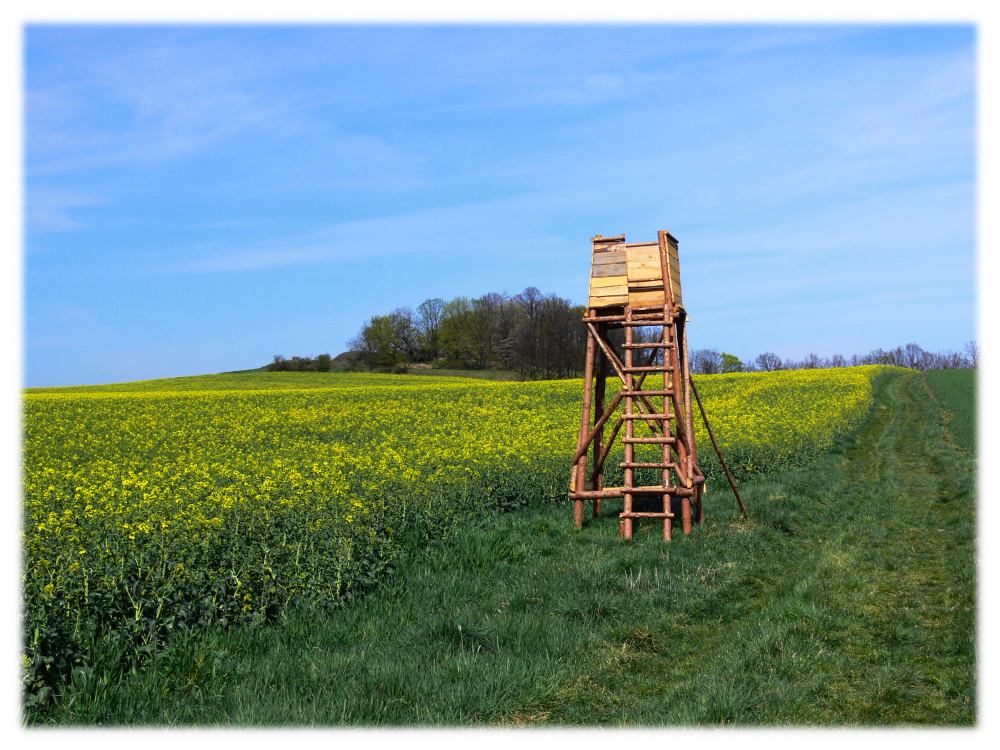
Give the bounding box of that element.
[22,367,974,724]
[30,368,525,393]
[26,370,487,393]
[405,366,522,380]
[925,369,976,452]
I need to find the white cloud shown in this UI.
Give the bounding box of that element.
[25,189,104,233]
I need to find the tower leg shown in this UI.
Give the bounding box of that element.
[680,314,701,529]
[682,497,693,534]
[668,316,691,533]
[591,330,608,519]
[574,319,597,528]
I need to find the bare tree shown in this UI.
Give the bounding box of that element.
[415,298,445,361]
[691,349,723,374]
[801,353,821,369]
[942,349,969,369]
[388,308,419,360]
[965,340,978,367]
[902,342,927,370]
[633,326,665,365]
[754,352,783,371]
[512,288,544,379]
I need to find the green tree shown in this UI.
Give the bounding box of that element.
[721,352,744,373]
[438,297,477,367]
[350,315,407,369]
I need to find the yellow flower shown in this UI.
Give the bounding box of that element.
[21,365,895,648]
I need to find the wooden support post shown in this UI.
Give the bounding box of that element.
[571,390,628,465]
[574,317,597,528]
[591,327,608,519]
[680,315,703,524]
[676,316,692,535]
[586,323,629,385]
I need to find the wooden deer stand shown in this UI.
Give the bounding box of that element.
[569,230,706,541]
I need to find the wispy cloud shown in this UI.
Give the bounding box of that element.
[28,31,320,175]
[141,191,578,275]
[25,189,104,232]
[109,41,974,286]
[26,29,433,215]
[824,50,974,157]
[725,27,853,55]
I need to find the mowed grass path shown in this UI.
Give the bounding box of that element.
[44,371,974,725]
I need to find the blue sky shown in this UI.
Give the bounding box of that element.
[23,24,975,387]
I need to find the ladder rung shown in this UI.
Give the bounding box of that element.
[619,512,675,519]
[619,389,673,396]
[625,486,688,494]
[623,413,673,420]
[582,313,665,323]
[624,437,676,444]
[570,484,692,498]
[620,462,677,469]
[623,365,670,373]
[622,342,674,349]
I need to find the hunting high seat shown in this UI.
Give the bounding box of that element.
[569,230,704,541]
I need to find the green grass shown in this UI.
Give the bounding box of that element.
[25,370,494,393]
[28,367,540,394]
[925,368,976,452]
[405,366,523,380]
[34,369,975,726]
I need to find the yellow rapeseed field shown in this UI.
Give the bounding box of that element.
[22,366,891,699]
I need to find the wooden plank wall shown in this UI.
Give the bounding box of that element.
[625,243,664,307]
[588,236,628,307]
[588,233,683,309]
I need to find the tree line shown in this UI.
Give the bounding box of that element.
[268,287,977,378]
[342,289,588,379]
[267,353,335,372]
[690,341,978,374]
